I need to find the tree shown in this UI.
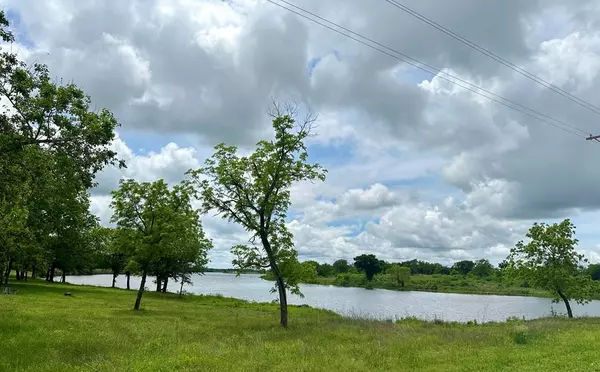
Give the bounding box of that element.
[505,219,595,318]
[110,179,211,310]
[186,103,326,327]
[316,263,334,277]
[332,259,351,274]
[0,11,123,283]
[387,264,410,287]
[471,259,494,278]
[91,227,128,288]
[587,264,600,281]
[300,261,318,282]
[353,254,384,281]
[452,260,475,275]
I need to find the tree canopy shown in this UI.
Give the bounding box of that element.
[471,259,494,278]
[0,11,122,286]
[186,103,326,327]
[353,254,384,281]
[110,179,212,310]
[332,259,351,274]
[505,219,595,318]
[387,264,410,287]
[452,260,475,275]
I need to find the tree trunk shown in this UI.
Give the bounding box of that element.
[179,279,185,297]
[48,265,56,282]
[3,259,13,285]
[23,270,28,281]
[15,270,21,281]
[32,264,36,279]
[557,289,573,318]
[111,272,117,288]
[156,277,162,292]
[275,274,288,328]
[134,270,147,311]
[61,271,66,283]
[126,273,131,290]
[161,277,168,293]
[261,233,289,328]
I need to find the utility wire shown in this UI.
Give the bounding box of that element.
[266,0,588,138]
[382,0,600,118]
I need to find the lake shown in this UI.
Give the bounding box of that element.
[65,272,600,323]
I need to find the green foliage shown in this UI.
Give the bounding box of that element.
[300,261,319,282]
[505,219,595,318]
[316,262,334,277]
[452,260,475,275]
[110,179,212,309]
[471,259,495,278]
[398,259,450,275]
[353,254,384,281]
[186,103,326,326]
[587,264,600,281]
[387,264,410,287]
[332,259,351,274]
[0,11,122,284]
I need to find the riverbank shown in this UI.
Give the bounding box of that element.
[264,272,556,298]
[2,280,600,371]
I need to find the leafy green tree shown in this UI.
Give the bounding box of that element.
[186,103,326,327]
[300,261,318,282]
[0,11,123,282]
[110,179,211,310]
[173,249,211,296]
[353,254,384,281]
[588,264,600,281]
[332,259,351,274]
[316,263,334,277]
[505,219,595,318]
[452,260,475,275]
[471,259,495,278]
[91,227,128,288]
[150,218,212,294]
[387,264,410,287]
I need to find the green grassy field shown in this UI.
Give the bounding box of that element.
[1,280,599,371]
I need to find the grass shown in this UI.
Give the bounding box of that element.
[1,280,600,371]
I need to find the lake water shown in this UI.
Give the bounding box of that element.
[65,272,600,323]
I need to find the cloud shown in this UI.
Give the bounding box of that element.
[7,0,600,266]
[92,134,202,196]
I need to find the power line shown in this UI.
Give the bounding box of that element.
[266,0,588,138]
[382,0,600,118]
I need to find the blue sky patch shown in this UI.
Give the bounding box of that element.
[315,195,336,203]
[307,141,355,167]
[307,49,342,77]
[327,217,380,237]
[394,66,435,85]
[119,129,199,155]
[6,9,35,48]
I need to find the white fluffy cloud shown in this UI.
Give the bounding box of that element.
[7,0,600,266]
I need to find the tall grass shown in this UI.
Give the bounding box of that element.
[1,280,599,371]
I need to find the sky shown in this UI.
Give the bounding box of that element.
[5,0,600,267]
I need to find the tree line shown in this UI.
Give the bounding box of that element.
[292,220,599,318]
[297,256,499,280]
